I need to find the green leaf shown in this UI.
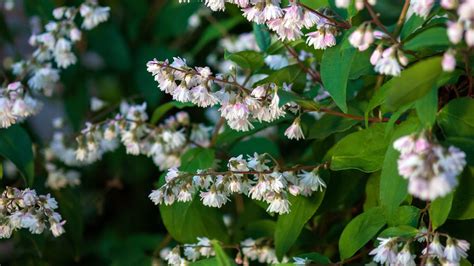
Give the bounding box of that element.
[429,193,454,229]
[364,172,381,211]
[292,252,331,264]
[307,114,358,140]
[53,188,83,257]
[450,167,474,220]
[415,86,438,128]
[378,225,419,238]
[255,64,306,90]
[191,258,219,266]
[390,206,420,227]
[366,57,442,115]
[88,24,131,71]
[0,126,34,186]
[211,240,235,266]
[275,193,325,260]
[321,44,356,113]
[253,23,271,52]
[380,117,420,218]
[339,207,386,260]
[150,101,194,124]
[403,27,450,51]
[277,90,320,110]
[328,124,389,173]
[383,57,442,111]
[160,148,228,243]
[229,137,280,158]
[224,50,264,71]
[438,97,474,138]
[400,15,426,40]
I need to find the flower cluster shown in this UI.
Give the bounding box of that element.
[393,133,466,201]
[160,237,288,265]
[444,0,474,47]
[181,0,341,49]
[370,45,409,77]
[0,82,41,128]
[0,187,65,238]
[46,102,211,171]
[1,0,110,129]
[149,153,327,214]
[147,57,288,132]
[370,234,470,265]
[44,163,81,190]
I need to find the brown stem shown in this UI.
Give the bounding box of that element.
[298,3,351,29]
[318,107,389,122]
[284,43,321,83]
[363,0,398,44]
[210,117,225,147]
[393,0,411,37]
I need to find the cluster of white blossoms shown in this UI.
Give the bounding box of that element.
[370,45,409,77]
[444,0,474,47]
[0,187,65,239]
[393,133,466,201]
[160,237,288,265]
[1,0,110,129]
[149,153,327,214]
[180,0,342,50]
[0,82,41,128]
[44,163,81,190]
[46,102,211,171]
[147,57,290,132]
[370,234,470,265]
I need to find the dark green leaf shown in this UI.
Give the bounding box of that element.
[224,50,264,71]
[150,101,194,124]
[429,193,454,229]
[450,167,474,220]
[403,27,450,51]
[275,193,325,260]
[390,206,420,227]
[378,225,419,238]
[438,97,474,139]
[211,240,235,266]
[191,17,242,55]
[339,207,386,260]
[253,23,271,52]
[307,115,358,140]
[328,124,389,173]
[321,44,356,113]
[0,126,34,186]
[230,137,280,158]
[415,86,438,128]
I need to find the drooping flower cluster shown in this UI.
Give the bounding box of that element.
[46,102,211,171]
[44,163,81,190]
[181,0,340,49]
[159,237,288,265]
[0,82,41,128]
[444,0,474,47]
[147,58,288,132]
[149,153,327,214]
[370,45,409,77]
[393,133,466,201]
[370,234,470,265]
[1,0,110,129]
[0,187,65,238]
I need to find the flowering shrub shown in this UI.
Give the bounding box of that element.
[0,0,473,264]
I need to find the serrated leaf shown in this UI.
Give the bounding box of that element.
[339,207,386,260]
[0,126,34,186]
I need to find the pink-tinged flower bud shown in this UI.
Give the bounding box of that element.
[397,51,409,67]
[465,28,474,47]
[370,45,383,65]
[442,50,456,72]
[447,21,464,44]
[336,0,350,8]
[441,0,458,9]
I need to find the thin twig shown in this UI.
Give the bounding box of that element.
[284,43,321,83]
[363,0,398,44]
[298,2,351,29]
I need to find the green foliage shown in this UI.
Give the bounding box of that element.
[339,207,386,260]
[0,126,34,186]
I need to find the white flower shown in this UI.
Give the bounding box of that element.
[28,66,60,91]
[197,237,215,257]
[0,224,13,239]
[444,237,470,262]
[264,54,288,70]
[369,237,398,265]
[90,97,106,111]
[411,0,434,18]
[395,245,415,266]
[200,189,229,208]
[50,221,65,237]
[80,3,110,30]
[336,0,351,8]
[447,21,464,44]
[149,189,164,205]
[306,29,336,50]
[284,118,305,140]
[266,194,290,214]
[298,170,326,193]
[423,234,444,258]
[442,50,456,72]
[204,0,225,11]
[184,247,201,261]
[0,98,16,128]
